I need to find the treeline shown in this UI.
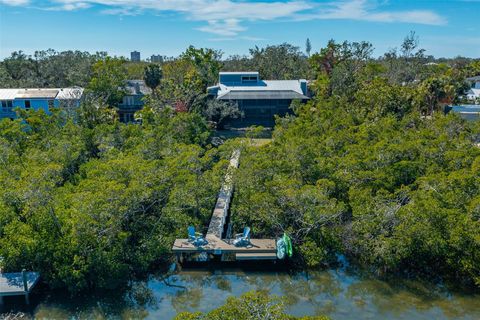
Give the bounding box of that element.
[1,32,479,89]
[1,34,479,118]
[0,50,104,88]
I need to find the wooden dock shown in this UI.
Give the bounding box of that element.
[172,150,278,262]
[206,149,239,239]
[0,270,40,304]
[173,234,277,262]
[173,235,276,254]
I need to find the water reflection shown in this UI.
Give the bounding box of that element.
[1,267,479,320]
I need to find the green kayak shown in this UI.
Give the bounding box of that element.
[276,233,293,259]
[283,233,293,258]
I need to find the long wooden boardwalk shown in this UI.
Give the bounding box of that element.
[172,150,277,261]
[206,149,239,239]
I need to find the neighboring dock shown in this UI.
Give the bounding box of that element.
[172,149,277,262]
[0,270,40,304]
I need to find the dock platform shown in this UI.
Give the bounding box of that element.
[173,235,276,254]
[172,149,278,262]
[0,271,40,304]
[173,235,277,262]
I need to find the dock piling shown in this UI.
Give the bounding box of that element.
[22,269,29,305]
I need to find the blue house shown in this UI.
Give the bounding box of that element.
[0,87,83,120]
[208,72,309,127]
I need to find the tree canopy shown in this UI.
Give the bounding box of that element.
[175,291,329,320]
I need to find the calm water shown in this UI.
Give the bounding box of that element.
[2,265,480,320]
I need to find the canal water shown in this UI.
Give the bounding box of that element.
[2,266,480,319]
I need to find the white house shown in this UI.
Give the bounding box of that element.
[0,87,83,120]
[466,76,480,104]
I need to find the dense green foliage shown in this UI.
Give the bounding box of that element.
[144,64,163,91]
[231,92,480,289]
[0,105,232,292]
[0,49,105,88]
[175,291,328,320]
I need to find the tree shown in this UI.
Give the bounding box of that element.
[417,77,448,115]
[353,78,414,120]
[380,31,427,84]
[0,49,104,88]
[401,31,420,59]
[0,51,39,87]
[87,57,128,106]
[150,46,223,113]
[203,99,242,129]
[180,46,223,88]
[306,38,312,57]
[309,40,342,78]
[174,291,329,320]
[309,40,373,98]
[144,64,163,92]
[249,43,309,80]
[222,54,254,72]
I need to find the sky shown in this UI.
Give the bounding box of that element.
[0,0,479,60]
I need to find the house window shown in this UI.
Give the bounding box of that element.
[124,96,135,105]
[48,100,54,110]
[1,100,13,111]
[241,76,258,83]
[120,113,135,123]
[25,100,31,110]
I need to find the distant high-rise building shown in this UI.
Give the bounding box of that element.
[130,51,141,62]
[150,54,163,63]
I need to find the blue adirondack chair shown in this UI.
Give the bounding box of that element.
[188,226,207,246]
[233,227,251,247]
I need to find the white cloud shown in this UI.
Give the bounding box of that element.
[0,0,447,36]
[197,19,246,36]
[314,0,446,25]
[0,0,30,5]
[60,2,90,10]
[44,1,91,11]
